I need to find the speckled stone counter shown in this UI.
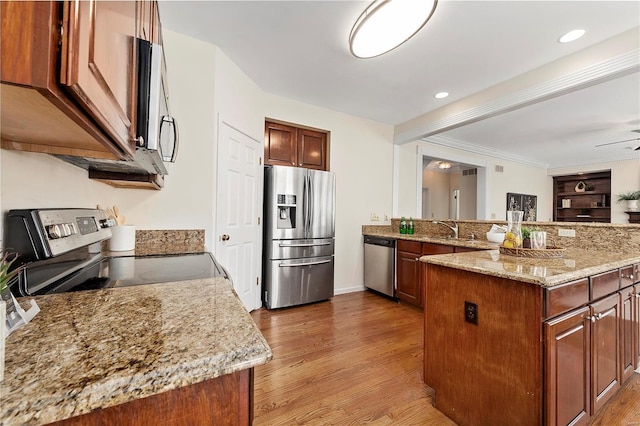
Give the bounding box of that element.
[1,278,272,426]
[362,226,498,250]
[421,248,640,287]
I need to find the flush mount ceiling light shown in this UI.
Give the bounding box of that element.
[438,161,451,169]
[434,91,449,99]
[349,0,438,59]
[558,29,586,43]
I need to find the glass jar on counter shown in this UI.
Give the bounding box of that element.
[504,210,523,248]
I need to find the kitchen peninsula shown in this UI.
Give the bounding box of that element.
[422,247,640,425]
[1,277,272,425]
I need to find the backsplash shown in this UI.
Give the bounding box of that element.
[103,229,205,255]
[375,219,640,253]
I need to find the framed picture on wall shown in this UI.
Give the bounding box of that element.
[506,193,537,221]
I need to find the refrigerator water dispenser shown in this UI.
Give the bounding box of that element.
[277,194,296,229]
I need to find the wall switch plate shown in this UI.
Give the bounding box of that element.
[465,301,478,325]
[384,214,389,221]
[370,213,380,221]
[558,228,576,237]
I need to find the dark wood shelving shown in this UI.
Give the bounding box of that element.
[553,171,611,223]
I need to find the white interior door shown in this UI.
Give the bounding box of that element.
[216,121,262,311]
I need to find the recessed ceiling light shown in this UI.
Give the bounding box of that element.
[349,0,438,59]
[559,29,586,43]
[434,92,449,99]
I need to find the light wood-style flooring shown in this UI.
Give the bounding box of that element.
[251,291,640,425]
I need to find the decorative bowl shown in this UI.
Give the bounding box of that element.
[486,232,506,244]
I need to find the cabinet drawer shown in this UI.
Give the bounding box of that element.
[590,269,619,301]
[397,240,422,254]
[544,278,589,319]
[620,265,635,288]
[422,243,454,255]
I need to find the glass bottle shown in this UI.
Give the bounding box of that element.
[504,210,524,248]
[400,217,407,234]
[408,217,414,234]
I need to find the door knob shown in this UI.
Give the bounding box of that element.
[221,234,230,241]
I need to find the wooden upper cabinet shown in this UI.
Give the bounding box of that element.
[265,121,297,167]
[0,1,125,159]
[60,0,137,157]
[265,120,329,171]
[297,128,327,170]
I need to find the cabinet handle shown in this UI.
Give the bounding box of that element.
[594,313,604,321]
[586,315,596,323]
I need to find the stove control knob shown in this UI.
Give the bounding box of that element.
[62,223,71,237]
[48,224,62,239]
[68,223,77,235]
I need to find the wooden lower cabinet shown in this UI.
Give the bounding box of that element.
[396,241,455,308]
[620,285,636,382]
[49,369,253,426]
[636,284,640,369]
[589,293,621,413]
[396,241,422,307]
[544,307,591,426]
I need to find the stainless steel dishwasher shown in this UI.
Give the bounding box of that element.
[363,235,396,298]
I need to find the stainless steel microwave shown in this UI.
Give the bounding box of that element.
[136,38,178,175]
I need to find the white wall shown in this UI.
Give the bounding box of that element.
[1,30,218,247]
[421,168,450,219]
[549,159,640,223]
[264,93,395,294]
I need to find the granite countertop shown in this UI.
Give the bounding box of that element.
[1,278,272,426]
[421,248,640,287]
[363,229,499,250]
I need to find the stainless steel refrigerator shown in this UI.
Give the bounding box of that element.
[263,165,335,309]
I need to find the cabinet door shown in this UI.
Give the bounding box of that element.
[60,0,137,158]
[590,293,621,413]
[297,128,327,170]
[137,0,153,41]
[264,121,297,167]
[620,286,635,382]
[396,250,422,307]
[544,307,590,426]
[635,284,640,370]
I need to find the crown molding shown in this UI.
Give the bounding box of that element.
[421,135,550,169]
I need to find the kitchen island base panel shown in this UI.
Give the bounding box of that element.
[424,265,543,426]
[48,369,253,426]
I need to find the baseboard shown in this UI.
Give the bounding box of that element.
[334,285,366,295]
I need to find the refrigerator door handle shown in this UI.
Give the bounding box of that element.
[308,174,314,232]
[278,242,332,247]
[305,174,312,235]
[278,259,332,267]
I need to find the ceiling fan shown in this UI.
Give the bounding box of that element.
[594,130,640,150]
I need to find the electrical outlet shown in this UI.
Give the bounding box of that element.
[558,228,576,237]
[384,214,389,221]
[465,301,478,325]
[370,213,380,221]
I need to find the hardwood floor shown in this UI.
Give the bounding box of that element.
[250,291,640,425]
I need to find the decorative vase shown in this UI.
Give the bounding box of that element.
[627,200,639,212]
[505,210,524,248]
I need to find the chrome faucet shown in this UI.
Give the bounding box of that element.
[432,220,459,239]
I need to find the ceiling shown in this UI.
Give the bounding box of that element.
[158,1,640,169]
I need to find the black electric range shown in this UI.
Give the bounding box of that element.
[5,209,227,296]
